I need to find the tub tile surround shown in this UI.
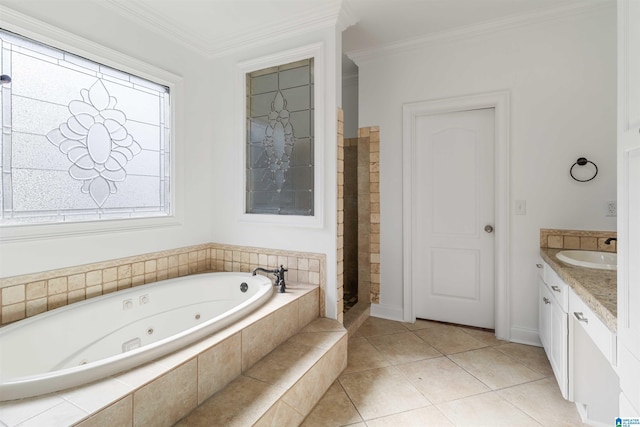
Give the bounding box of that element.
[0,243,326,326]
[0,284,325,427]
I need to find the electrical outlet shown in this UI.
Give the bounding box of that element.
[607,201,617,217]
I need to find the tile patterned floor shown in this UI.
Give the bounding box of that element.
[301,317,587,427]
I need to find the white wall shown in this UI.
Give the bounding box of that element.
[208,26,340,318]
[0,2,215,278]
[354,6,616,340]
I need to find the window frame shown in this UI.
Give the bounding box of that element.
[0,11,183,242]
[236,42,325,228]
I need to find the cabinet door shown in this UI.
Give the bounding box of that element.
[538,277,551,352]
[549,295,569,399]
[572,312,620,424]
[618,0,640,415]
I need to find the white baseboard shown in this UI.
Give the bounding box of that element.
[370,303,404,322]
[510,326,542,347]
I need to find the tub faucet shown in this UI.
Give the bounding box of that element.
[252,265,288,293]
[605,237,617,245]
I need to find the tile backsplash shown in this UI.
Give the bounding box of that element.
[0,243,326,326]
[540,228,617,252]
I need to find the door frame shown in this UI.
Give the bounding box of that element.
[402,91,510,340]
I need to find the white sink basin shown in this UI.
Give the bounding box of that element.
[556,250,617,270]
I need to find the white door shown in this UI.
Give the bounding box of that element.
[413,108,495,329]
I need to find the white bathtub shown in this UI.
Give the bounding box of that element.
[0,272,273,401]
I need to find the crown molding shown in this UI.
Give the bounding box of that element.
[347,1,614,65]
[337,0,359,32]
[99,0,211,56]
[0,5,180,83]
[102,0,344,59]
[342,72,358,86]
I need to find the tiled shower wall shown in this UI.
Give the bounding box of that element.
[361,127,381,304]
[355,135,371,306]
[0,243,326,326]
[343,138,358,306]
[336,125,381,311]
[337,109,345,322]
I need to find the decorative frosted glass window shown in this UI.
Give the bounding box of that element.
[0,29,171,226]
[246,58,314,216]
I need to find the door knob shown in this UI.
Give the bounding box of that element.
[484,225,494,233]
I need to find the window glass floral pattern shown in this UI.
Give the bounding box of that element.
[246,58,314,216]
[0,29,170,225]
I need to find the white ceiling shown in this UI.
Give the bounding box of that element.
[99,0,345,57]
[341,0,611,53]
[1,0,614,68]
[340,0,612,75]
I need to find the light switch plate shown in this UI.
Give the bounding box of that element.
[515,200,526,215]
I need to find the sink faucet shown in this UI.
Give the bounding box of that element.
[604,237,617,245]
[252,265,288,293]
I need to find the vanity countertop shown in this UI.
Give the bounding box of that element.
[540,248,617,332]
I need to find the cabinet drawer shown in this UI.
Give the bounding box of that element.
[570,288,616,365]
[543,265,569,312]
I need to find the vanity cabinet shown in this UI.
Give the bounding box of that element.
[569,287,619,424]
[538,258,620,425]
[537,261,569,399]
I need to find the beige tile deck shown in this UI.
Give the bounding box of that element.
[303,317,586,427]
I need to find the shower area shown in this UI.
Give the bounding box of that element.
[343,134,370,312]
[339,126,380,321]
[338,63,380,323]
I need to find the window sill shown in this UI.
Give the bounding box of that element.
[0,216,182,242]
[237,212,323,229]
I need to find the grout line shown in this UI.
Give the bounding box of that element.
[491,392,545,426]
[336,377,367,424]
[491,343,555,377]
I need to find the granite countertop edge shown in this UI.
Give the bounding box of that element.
[540,248,617,333]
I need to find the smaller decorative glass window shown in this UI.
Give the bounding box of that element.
[246,58,314,216]
[0,29,171,226]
